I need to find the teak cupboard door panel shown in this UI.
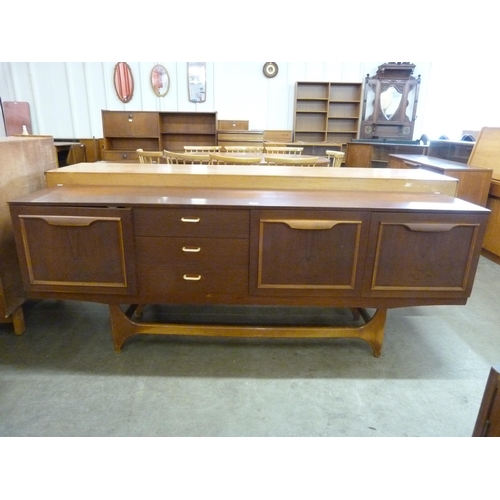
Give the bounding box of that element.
[10,206,136,295]
[364,213,486,298]
[250,210,370,296]
[102,111,159,137]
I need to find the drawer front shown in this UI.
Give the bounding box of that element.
[134,208,250,238]
[136,237,249,296]
[102,150,138,162]
[102,111,159,137]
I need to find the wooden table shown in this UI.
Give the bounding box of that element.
[9,185,489,356]
[388,154,493,206]
[45,163,459,196]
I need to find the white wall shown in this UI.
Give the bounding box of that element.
[2,61,494,142]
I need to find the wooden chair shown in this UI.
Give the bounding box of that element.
[264,146,303,155]
[163,150,209,164]
[209,153,262,165]
[184,146,221,153]
[224,146,264,153]
[264,155,319,167]
[136,149,164,164]
[326,150,345,167]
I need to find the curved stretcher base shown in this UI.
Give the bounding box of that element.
[109,305,387,357]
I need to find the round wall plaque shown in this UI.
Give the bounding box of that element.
[263,62,278,78]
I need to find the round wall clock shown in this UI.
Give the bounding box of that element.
[263,62,278,78]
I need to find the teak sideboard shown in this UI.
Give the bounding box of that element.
[8,185,489,356]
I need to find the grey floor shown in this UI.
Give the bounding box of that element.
[1,255,500,437]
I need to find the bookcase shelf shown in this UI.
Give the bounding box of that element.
[293,82,362,145]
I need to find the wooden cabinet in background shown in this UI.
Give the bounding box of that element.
[345,141,427,168]
[293,81,362,144]
[217,130,264,148]
[217,120,249,130]
[101,110,217,161]
[428,140,475,163]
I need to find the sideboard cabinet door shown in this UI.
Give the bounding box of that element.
[363,212,487,299]
[249,210,370,297]
[9,206,137,296]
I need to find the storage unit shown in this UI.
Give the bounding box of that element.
[9,184,489,356]
[217,130,264,148]
[217,120,249,130]
[101,110,218,161]
[345,140,427,168]
[387,155,492,207]
[427,140,475,163]
[467,128,500,263]
[293,81,362,144]
[0,136,58,334]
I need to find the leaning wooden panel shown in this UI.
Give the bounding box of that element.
[0,136,57,334]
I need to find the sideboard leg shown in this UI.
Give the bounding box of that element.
[0,306,25,335]
[12,307,26,335]
[109,304,140,352]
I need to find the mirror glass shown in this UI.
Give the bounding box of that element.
[151,64,170,97]
[380,86,402,119]
[114,62,134,103]
[188,62,206,103]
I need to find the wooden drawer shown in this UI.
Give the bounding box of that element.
[218,120,249,130]
[102,111,159,137]
[134,208,250,238]
[102,150,139,162]
[136,237,249,296]
[263,130,293,142]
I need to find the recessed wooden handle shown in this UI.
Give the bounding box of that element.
[20,215,108,227]
[402,223,459,232]
[282,220,340,230]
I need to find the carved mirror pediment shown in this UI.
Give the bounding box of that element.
[114,62,134,103]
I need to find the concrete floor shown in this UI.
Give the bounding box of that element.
[1,255,500,437]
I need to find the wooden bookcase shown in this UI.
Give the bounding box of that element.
[101,110,217,161]
[293,81,362,144]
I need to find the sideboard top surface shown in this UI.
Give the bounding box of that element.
[9,185,490,214]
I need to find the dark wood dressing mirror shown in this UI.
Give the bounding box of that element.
[360,62,420,140]
[151,64,170,97]
[114,62,134,103]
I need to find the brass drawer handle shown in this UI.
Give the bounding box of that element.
[183,274,202,281]
[181,217,200,223]
[182,246,201,253]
